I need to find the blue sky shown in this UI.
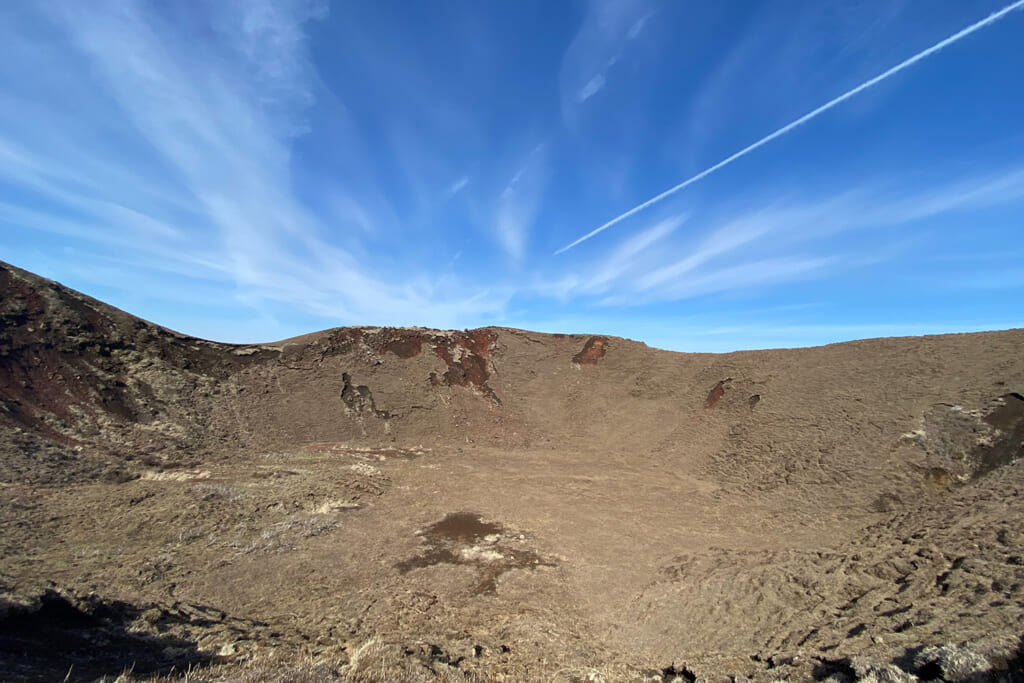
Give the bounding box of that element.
[1,0,1022,351]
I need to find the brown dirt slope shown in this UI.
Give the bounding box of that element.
[1,258,1024,682]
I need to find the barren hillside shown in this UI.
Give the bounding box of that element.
[1,259,1023,682]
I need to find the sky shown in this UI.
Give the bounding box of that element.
[1,0,1022,352]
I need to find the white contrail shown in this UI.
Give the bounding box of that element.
[555,0,1024,255]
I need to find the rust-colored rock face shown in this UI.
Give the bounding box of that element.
[703,379,731,409]
[381,333,428,359]
[572,337,608,365]
[433,330,500,404]
[311,327,499,403]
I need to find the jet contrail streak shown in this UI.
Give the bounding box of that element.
[555,0,1024,255]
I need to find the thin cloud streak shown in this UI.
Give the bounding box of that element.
[585,213,686,292]
[494,146,547,262]
[578,74,606,102]
[560,0,655,123]
[544,164,1024,306]
[555,0,1024,254]
[599,255,835,306]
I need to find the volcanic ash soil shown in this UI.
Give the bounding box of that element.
[1,259,1024,682]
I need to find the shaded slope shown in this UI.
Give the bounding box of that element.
[0,261,265,483]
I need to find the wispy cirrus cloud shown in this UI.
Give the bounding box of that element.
[585,213,685,293]
[447,176,470,197]
[560,0,656,114]
[493,146,547,262]
[577,74,607,103]
[0,0,511,336]
[547,164,1024,306]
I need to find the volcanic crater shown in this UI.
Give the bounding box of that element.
[1,259,1024,682]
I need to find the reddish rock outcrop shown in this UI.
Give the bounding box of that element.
[433,330,500,404]
[572,337,608,365]
[380,332,429,359]
[703,379,732,409]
